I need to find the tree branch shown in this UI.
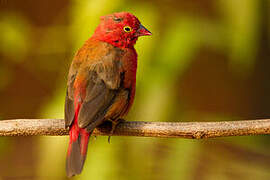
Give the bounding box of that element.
[1,119,270,139]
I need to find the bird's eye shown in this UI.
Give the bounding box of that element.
[123,26,132,32]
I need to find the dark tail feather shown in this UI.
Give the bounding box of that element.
[66,130,90,177]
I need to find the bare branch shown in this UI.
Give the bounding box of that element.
[0,119,270,139]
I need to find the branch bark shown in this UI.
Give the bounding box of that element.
[1,119,270,139]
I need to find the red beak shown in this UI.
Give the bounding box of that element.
[136,24,152,36]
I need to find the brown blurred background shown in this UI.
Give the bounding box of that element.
[0,0,270,179]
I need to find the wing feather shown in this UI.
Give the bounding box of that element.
[77,56,122,131]
[65,63,78,128]
[65,41,127,132]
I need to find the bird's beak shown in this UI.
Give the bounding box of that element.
[136,24,152,36]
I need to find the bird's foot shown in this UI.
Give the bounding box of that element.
[107,118,125,144]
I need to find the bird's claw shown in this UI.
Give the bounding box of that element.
[107,118,125,144]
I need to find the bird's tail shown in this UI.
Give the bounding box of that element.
[66,123,90,177]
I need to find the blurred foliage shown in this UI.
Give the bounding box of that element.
[0,0,270,179]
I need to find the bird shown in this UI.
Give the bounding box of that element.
[64,12,151,177]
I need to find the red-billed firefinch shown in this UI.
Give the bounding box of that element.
[65,12,151,177]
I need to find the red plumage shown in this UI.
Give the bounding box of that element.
[64,12,151,177]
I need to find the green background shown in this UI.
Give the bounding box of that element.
[0,0,270,179]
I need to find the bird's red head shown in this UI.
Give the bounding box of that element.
[92,12,151,48]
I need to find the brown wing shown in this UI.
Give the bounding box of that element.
[65,56,124,133]
[65,40,128,132]
[77,59,123,132]
[65,60,79,128]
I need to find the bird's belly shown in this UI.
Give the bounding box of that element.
[104,89,130,120]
